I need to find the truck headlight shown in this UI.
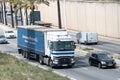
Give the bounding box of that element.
[53,57,58,64]
[54,58,58,62]
[71,58,75,63]
[101,61,106,64]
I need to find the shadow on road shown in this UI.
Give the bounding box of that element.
[74,56,89,68]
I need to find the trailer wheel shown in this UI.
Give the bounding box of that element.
[18,49,22,54]
[21,50,23,56]
[23,51,27,58]
[39,56,44,65]
[77,39,79,44]
[84,41,88,45]
[26,53,30,60]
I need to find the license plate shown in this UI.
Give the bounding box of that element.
[108,64,113,66]
[62,64,68,66]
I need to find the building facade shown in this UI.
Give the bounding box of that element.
[37,1,120,39]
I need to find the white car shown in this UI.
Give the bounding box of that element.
[4,30,16,38]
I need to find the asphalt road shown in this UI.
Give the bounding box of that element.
[85,39,120,54]
[0,28,120,80]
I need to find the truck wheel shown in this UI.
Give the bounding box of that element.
[21,50,23,56]
[95,42,98,45]
[26,53,30,60]
[77,39,79,44]
[68,65,73,68]
[47,58,50,66]
[49,60,53,68]
[39,56,44,65]
[84,41,88,45]
[23,51,26,58]
[18,49,22,54]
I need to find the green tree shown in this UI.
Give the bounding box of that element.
[0,0,15,28]
[13,0,49,25]
[0,0,7,25]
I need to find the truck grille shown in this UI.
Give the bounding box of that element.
[59,57,71,64]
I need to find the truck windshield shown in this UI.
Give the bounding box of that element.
[50,41,74,51]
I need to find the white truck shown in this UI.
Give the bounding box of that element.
[17,26,76,68]
[76,32,98,44]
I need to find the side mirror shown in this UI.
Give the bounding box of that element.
[73,44,76,49]
[74,41,77,44]
[73,41,76,49]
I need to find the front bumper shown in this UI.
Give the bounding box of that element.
[101,63,116,68]
[52,57,75,67]
[6,35,16,38]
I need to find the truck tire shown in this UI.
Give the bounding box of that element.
[68,65,73,68]
[21,50,23,56]
[47,58,50,66]
[18,49,22,54]
[95,42,98,45]
[49,60,53,68]
[23,51,26,58]
[26,53,30,60]
[84,41,88,45]
[77,39,79,44]
[39,56,44,65]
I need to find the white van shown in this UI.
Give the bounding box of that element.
[76,32,98,44]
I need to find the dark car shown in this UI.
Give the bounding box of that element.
[89,52,116,68]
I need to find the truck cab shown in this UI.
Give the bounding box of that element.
[43,30,75,67]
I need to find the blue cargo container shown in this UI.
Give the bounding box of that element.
[17,26,75,68]
[18,27,44,55]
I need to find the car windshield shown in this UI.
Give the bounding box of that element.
[98,53,109,59]
[50,41,74,51]
[0,35,5,38]
[5,31,13,33]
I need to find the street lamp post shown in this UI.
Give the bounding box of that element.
[57,0,62,29]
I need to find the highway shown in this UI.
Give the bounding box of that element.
[0,27,120,80]
[86,39,120,54]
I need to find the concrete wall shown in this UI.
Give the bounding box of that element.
[37,1,120,39]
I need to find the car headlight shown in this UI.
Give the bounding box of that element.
[113,60,116,64]
[101,61,106,64]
